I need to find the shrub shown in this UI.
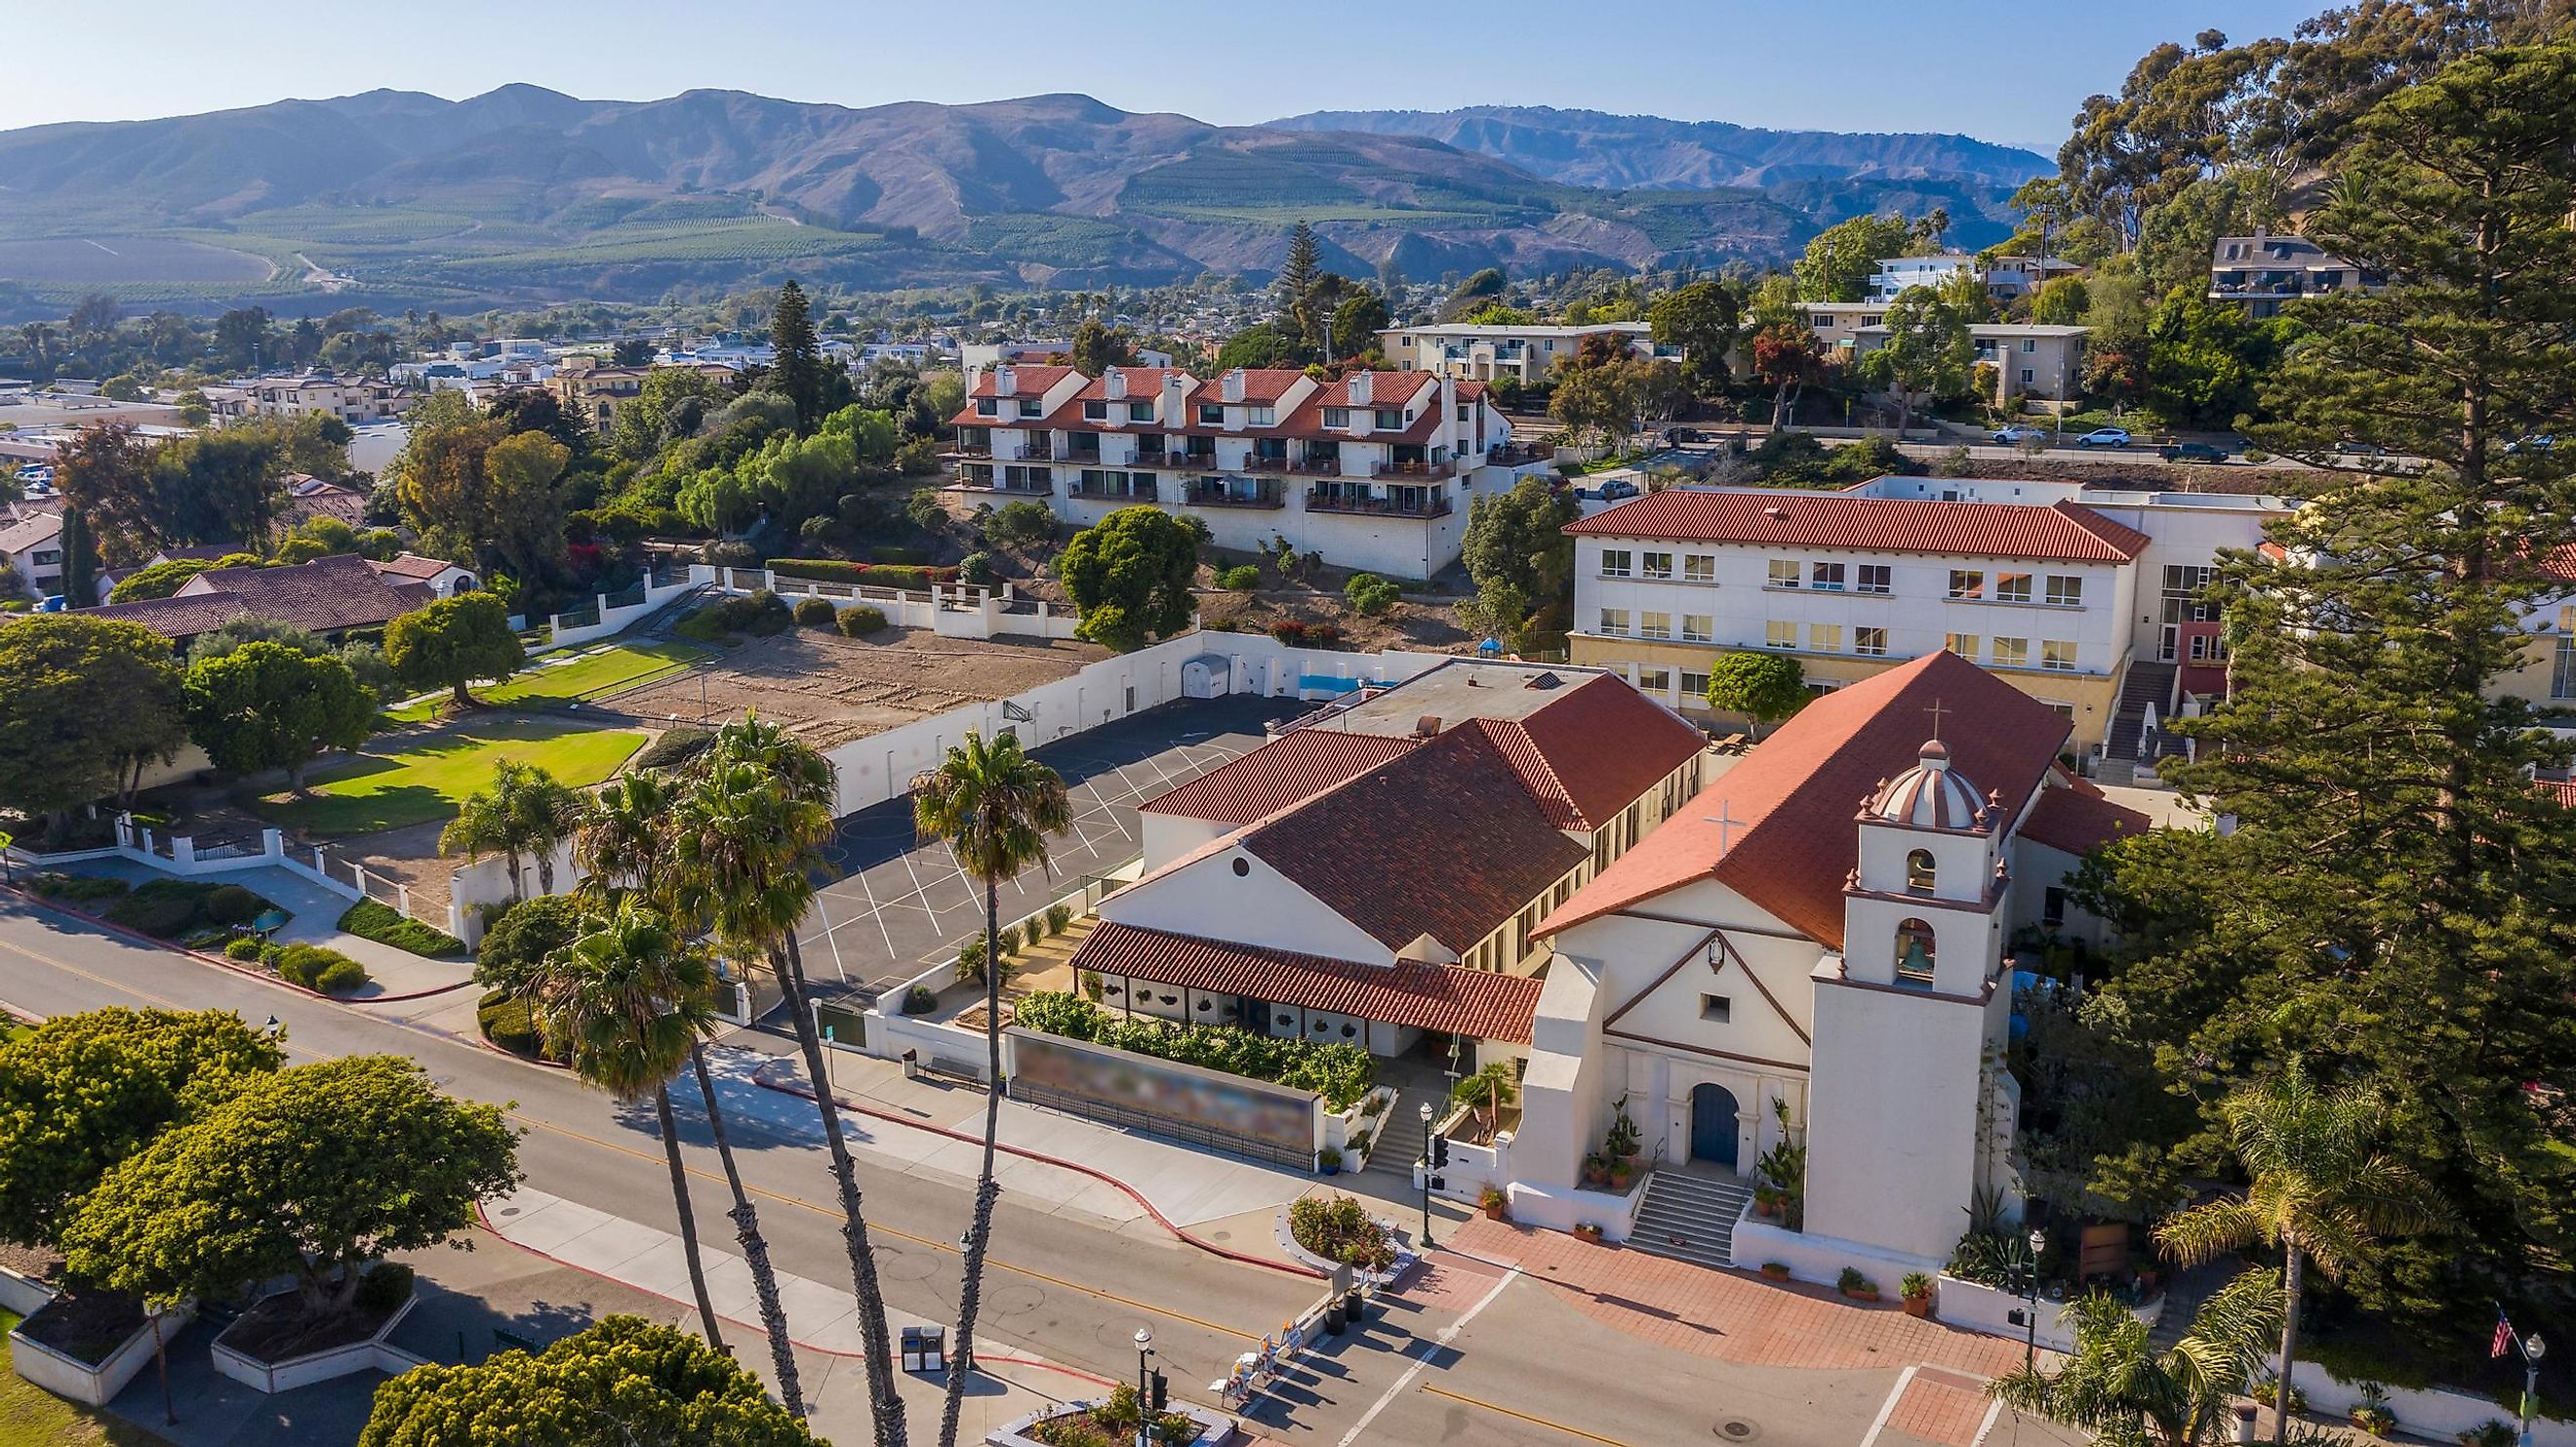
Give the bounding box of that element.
[836,604,888,637]
[27,872,131,904]
[1268,620,1345,649]
[793,596,837,626]
[1837,1266,1876,1296]
[958,550,995,585]
[104,879,216,938]
[634,726,715,770]
[954,937,1016,986]
[471,894,586,995]
[1080,969,1105,1002]
[1288,1195,1395,1269]
[337,899,463,957]
[276,943,365,991]
[476,989,546,1057]
[985,499,1058,548]
[765,558,959,591]
[223,937,266,962]
[1220,565,1261,590]
[259,943,285,968]
[354,1262,416,1316]
[204,884,261,925]
[1014,990,1374,1109]
[1023,917,1045,949]
[868,544,929,566]
[677,589,794,642]
[313,957,371,995]
[903,985,938,1016]
[1343,574,1402,616]
[1046,904,1071,936]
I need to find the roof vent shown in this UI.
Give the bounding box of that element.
[1414,715,1443,737]
[1523,671,1562,691]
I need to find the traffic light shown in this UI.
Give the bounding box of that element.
[1430,1135,1450,1170]
[1148,1368,1169,1411]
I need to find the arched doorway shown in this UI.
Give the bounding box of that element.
[1689,1083,1741,1168]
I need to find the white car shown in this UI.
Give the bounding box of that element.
[2074,427,2132,449]
[1991,425,2041,445]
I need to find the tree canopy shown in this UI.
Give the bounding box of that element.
[1792,213,1914,302]
[0,614,186,836]
[1060,505,1201,652]
[1703,652,1809,735]
[1459,476,1578,652]
[184,639,376,792]
[358,1315,821,1447]
[385,591,525,706]
[1647,281,1740,389]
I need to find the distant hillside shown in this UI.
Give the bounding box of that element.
[0,88,2031,317]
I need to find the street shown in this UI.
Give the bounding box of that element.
[0,892,2084,1447]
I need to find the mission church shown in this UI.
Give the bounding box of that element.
[1509,649,2151,1279]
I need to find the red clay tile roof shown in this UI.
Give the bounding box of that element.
[368,552,457,581]
[1071,921,1545,1044]
[1538,651,2072,949]
[89,552,435,639]
[969,364,1077,399]
[1562,492,2153,563]
[1476,672,1709,831]
[2020,784,2153,857]
[1139,731,1423,825]
[76,591,248,639]
[1308,371,1436,408]
[2541,781,2576,808]
[1207,369,1309,405]
[1242,724,1588,957]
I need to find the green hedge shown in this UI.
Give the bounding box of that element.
[766,558,960,591]
[836,604,887,637]
[1014,991,1374,1109]
[102,878,276,940]
[277,943,369,994]
[475,988,567,1062]
[337,899,464,958]
[27,873,131,904]
[792,596,838,626]
[676,590,792,643]
[634,726,715,770]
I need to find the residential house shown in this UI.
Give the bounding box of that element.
[2208,232,2376,318]
[200,375,416,424]
[945,364,1551,579]
[0,510,64,600]
[961,341,1172,386]
[1511,650,2152,1271]
[1561,475,2288,750]
[1801,304,2088,406]
[1070,660,1711,1064]
[76,551,465,646]
[546,356,736,433]
[1864,256,1979,301]
[1378,322,1679,383]
[276,475,370,531]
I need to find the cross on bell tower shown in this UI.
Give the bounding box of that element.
[1923,696,1950,744]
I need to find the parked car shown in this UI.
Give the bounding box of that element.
[2333,438,2388,457]
[1585,478,1641,502]
[2074,427,2132,449]
[1991,425,2042,445]
[1664,426,1709,445]
[2158,441,2231,463]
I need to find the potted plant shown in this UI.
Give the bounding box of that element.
[1752,1184,1784,1220]
[1581,1153,1610,1189]
[1607,1156,1634,1191]
[1478,1184,1509,1221]
[1759,1262,1792,1282]
[2351,1384,2396,1438]
[1899,1272,1935,1318]
[1604,1094,1643,1167]
[1836,1267,1879,1303]
[1573,1222,1604,1244]
[1319,1146,1344,1176]
[2249,1378,2307,1416]
[2459,1420,2516,1447]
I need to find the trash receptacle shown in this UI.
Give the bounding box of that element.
[1344,1288,1365,1327]
[1323,1299,1347,1335]
[901,1324,947,1373]
[2232,1404,2258,1444]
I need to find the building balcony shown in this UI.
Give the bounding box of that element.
[1289,452,1346,474]
[1136,450,1216,469]
[1305,489,1453,519]
[1011,444,1055,461]
[1068,479,1161,502]
[1486,442,1550,466]
[1183,481,1285,509]
[1376,459,1457,481]
[1239,454,1292,472]
[946,441,993,459]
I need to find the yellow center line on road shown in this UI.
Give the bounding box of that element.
[1417,1385,1635,1446]
[0,917,1262,1346]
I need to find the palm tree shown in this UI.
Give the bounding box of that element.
[2153,1064,2435,1445]
[1989,1266,2285,1447]
[1451,1060,1520,1144]
[910,730,1069,1447]
[570,769,806,1419]
[673,732,907,1447]
[528,901,734,1367]
[440,757,580,901]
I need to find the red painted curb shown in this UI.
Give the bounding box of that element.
[3,884,474,1004]
[750,1061,1324,1280]
[469,1198,1119,1388]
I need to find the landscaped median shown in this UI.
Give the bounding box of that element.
[1012,991,1374,1109]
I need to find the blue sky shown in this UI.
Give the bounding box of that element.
[1,0,2328,151]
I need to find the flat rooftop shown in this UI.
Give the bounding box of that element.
[1298,658,1621,737]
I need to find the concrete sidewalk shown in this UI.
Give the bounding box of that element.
[42,859,472,1000]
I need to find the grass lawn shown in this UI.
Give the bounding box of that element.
[251,715,645,836]
[0,1308,163,1445]
[480,640,708,708]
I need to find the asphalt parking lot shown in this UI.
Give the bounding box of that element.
[794,694,1311,997]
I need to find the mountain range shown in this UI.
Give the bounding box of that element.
[0,89,2050,317]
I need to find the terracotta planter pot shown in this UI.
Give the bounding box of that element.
[1902,1296,1933,1318]
[1842,1288,1879,1304]
[1573,1226,1603,1244]
[1608,1169,1633,1191]
[1759,1265,1791,1282]
[1481,1202,1507,1221]
[1754,1199,1780,1220]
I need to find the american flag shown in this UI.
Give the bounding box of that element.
[2495,1306,2519,1359]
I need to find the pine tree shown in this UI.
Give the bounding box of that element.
[1277,221,1324,357]
[770,280,825,432]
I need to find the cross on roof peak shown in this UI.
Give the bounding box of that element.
[1701,799,1748,859]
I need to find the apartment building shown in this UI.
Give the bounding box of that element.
[200,375,416,425]
[1562,475,2288,748]
[1378,322,1678,382]
[944,363,1553,579]
[0,510,64,600]
[1800,304,2087,405]
[1865,256,1978,301]
[2208,232,2375,318]
[546,356,736,432]
[1982,254,2086,301]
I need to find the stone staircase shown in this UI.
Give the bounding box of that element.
[2100,661,2184,785]
[1626,1171,1756,1271]
[1365,1091,1429,1177]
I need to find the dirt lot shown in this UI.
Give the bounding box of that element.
[612,623,1107,748]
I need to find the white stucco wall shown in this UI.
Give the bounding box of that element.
[1802,965,1991,1261]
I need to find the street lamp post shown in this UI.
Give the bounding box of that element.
[1422,1097,1442,1246]
[2024,1227,2047,1372]
[1133,1325,1154,1447]
[2520,1333,2547,1447]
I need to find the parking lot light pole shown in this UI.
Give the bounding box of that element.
[1133,1326,1154,1447]
[1419,1101,1436,1250]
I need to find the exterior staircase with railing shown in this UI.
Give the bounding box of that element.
[1626,1170,1756,1271]
[1365,1094,1429,1178]
[2100,661,2184,785]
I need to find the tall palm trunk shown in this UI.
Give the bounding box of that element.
[690,1041,805,1419]
[654,1082,728,1358]
[937,875,1007,1447]
[771,932,908,1447]
[2273,1247,2305,1445]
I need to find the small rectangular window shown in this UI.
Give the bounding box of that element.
[1323,407,1351,428]
[1683,554,1716,583]
[1992,637,2030,667]
[1682,614,1712,642]
[1949,569,1985,600]
[1083,400,1107,421]
[1019,399,1044,418]
[2041,640,2077,672]
[1637,667,1671,692]
[1198,404,1225,425]
[1945,633,1979,660]
[2042,887,2068,928]
[2021,339,2037,354]
[1700,994,1732,1024]
[1599,548,1633,579]
[1599,609,1630,636]
[1996,573,2033,604]
[1680,670,1710,700]
[1249,406,1275,425]
[1766,621,1796,649]
[2046,575,2084,607]
[1639,612,1671,639]
[1809,623,1843,653]
[1374,409,1404,429]
[1855,626,1888,657]
[1642,551,1673,581]
[1129,401,1154,422]
[1857,564,1892,595]
[1811,561,1846,591]
[976,398,999,417]
[1767,559,1800,589]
